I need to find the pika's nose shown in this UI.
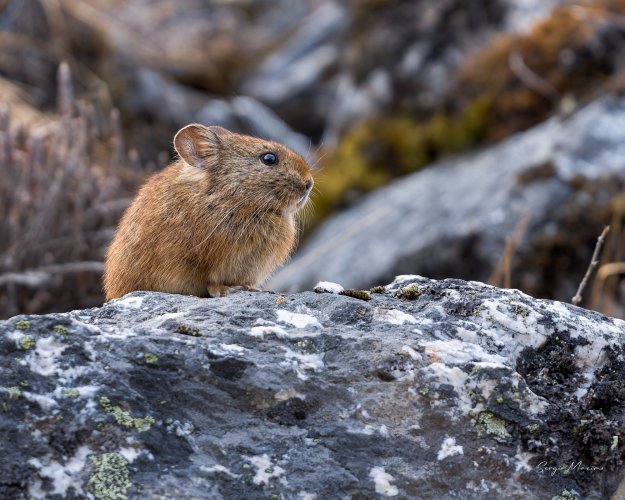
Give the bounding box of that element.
[305,179,313,191]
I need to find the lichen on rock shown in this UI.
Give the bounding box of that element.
[1,277,625,498]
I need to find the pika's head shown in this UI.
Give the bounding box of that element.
[174,124,313,214]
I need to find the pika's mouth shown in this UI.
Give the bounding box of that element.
[297,185,313,207]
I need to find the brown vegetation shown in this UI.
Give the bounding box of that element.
[0,64,143,318]
[457,0,625,139]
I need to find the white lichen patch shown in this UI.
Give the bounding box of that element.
[422,361,548,418]
[281,348,324,380]
[374,308,417,325]
[369,466,399,497]
[420,339,508,366]
[456,327,479,343]
[201,464,240,478]
[478,300,548,352]
[346,424,376,436]
[143,311,184,329]
[574,336,612,371]
[168,420,194,437]
[274,388,305,401]
[401,345,422,361]
[112,295,144,309]
[313,281,344,294]
[28,445,92,498]
[347,418,389,437]
[118,446,142,463]
[547,300,624,337]
[437,437,464,460]
[514,449,535,473]
[25,336,67,376]
[22,391,58,411]
[218,343,247,354]
[249,324,288,338]
[298,491,318,500]
[276,309,323,329]
[248,454,285,485]
[420,363,472,416]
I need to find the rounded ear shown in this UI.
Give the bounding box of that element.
[174,124,231,167]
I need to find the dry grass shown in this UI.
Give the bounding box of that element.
[0,63,140,318]
[588,196,625,316]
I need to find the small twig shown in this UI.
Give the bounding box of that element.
[509,52,559,102]
[572,225,610,306]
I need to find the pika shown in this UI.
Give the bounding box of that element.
[103,124,313,300]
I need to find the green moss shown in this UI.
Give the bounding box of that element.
[339,289,372,301]
[143,353,158,364]
[369,286,386,294]
[7,387,21,399]
[310,96,492,229]
[54,325,69,335]
[476,411,511,439]
[15,320,31,330]
[19,336,36,350]
[175,324,201,337]
[99,396,155,432]
[395,285,424,300]
[87,453,132,500]
[165,417,173,425]
[62,388,80,398]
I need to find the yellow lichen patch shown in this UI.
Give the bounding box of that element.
[87,453,132,500]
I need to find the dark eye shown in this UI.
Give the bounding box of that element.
[260,152,277,165]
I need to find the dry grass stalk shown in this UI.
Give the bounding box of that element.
[489,211,532,289]
[0,63,138,318]
[572,225,610,306]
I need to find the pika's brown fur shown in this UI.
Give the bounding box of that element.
[103,124,313,300]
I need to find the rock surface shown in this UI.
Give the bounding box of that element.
[2,276,625,499]
[272,95,625,302]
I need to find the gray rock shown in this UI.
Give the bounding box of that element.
[127,69,311,158]
[197,95,311,158]
[2,276,625,498]
[272,95,625,303]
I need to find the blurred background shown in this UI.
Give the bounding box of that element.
[2,0,625,319]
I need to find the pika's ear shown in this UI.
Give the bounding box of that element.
[174,124,231,167]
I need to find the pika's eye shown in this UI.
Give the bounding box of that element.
[260,152,278,165]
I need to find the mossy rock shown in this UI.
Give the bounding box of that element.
[311,96,491,228]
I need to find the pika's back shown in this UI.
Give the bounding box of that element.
[103,124,314,300]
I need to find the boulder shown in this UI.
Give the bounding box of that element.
[1,276,624,498]
[271,95,625,303]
